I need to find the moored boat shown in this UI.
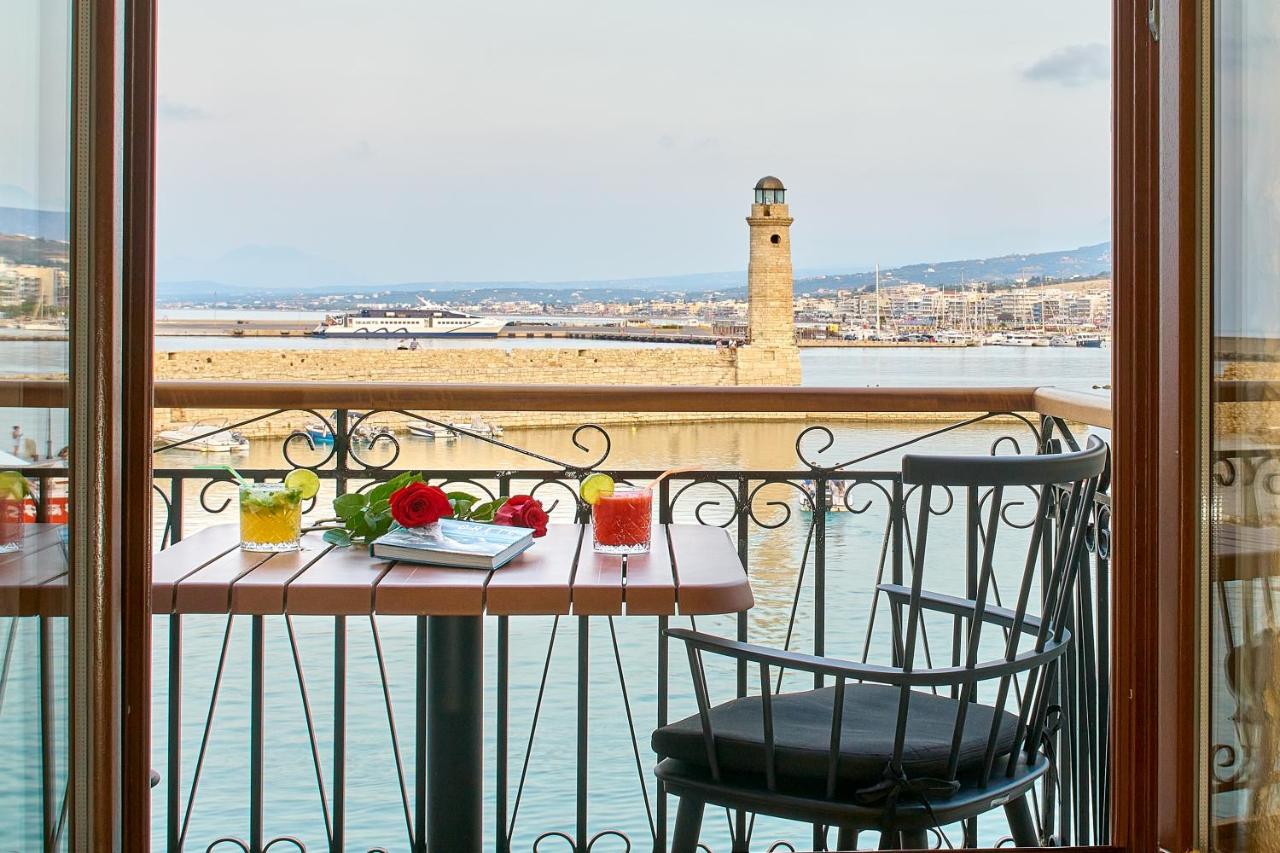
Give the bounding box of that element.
[407,422,457,441]
[155,419,250,453]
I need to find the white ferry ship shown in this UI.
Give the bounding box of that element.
[311,307,507,338]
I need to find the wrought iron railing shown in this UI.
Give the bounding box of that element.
[3,382,1112,852]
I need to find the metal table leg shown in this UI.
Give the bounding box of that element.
[421,614,484,851]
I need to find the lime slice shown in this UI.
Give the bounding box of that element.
[284,468,321,500]
[579,473,614,506]
[0,471,30,500]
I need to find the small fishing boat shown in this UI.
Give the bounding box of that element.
[1049,335,1078,347]
[407,422,457,441]
[353,423,395,446]
[449,418,505,438]
[798,481,854,513]
[155,419,250,453]
[304,422,334,445]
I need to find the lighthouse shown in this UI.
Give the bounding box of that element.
[735,176,801,385]
[746,176,797,349]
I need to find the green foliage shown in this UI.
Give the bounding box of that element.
[325,472,508,546]
[329,471,423,545]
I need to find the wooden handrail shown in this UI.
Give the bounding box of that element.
[1032,387,1113,430]
[0,379,1114,427]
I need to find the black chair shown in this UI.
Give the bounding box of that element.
[653,438,1107,850]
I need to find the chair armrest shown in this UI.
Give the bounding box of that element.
[877,584,1044,636]
[666,627,1067,689]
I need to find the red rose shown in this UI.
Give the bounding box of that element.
[493,494,549,538]
[389,482,453,528]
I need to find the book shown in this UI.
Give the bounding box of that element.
[370,519,535,570]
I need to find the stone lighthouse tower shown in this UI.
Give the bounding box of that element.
[738,176,801,384]
[746,176,797,348]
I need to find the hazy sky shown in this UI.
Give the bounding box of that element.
[160,2,1104,282]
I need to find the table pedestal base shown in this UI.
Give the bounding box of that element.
[421,615,483,851]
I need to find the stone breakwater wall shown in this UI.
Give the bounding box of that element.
[153,346,811,437]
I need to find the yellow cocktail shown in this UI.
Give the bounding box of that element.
[239,482,302,551]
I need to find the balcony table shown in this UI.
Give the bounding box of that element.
[140,521,753,852]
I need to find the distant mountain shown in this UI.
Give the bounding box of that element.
[796,242,1112,292]
[154,240,1112,305]
[0,207,69,242]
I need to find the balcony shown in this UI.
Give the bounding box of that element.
[4,381,1112,851]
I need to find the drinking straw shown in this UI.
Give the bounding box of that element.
[649,466,701,488]
[196,464,249,487]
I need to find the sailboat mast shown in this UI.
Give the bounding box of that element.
[875,263,881,334]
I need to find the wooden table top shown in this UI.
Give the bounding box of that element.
[145,522,752,618]
[2,522,756,618]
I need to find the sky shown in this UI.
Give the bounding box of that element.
[5,1,1113,286]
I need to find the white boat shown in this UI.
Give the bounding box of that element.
[19,319,69,333]
[406,422,457,441]
[312,307,507,338]
[449,419,504,438]
[990,333,1037,347]
[935,331,980,346]
[156,419,249,453]
[1049,335,1079,347]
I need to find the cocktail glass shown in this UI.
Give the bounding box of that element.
[239,481,302,552]
[592,485,653,554]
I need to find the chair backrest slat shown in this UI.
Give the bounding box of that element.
[890,483,934,769]
[686,645,721,781]
[759,662,777,791]
[946,484,1004,780]
[827,676,847,799]
[981,485,1053,780]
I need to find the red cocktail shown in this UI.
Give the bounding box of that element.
[592,485,653,554]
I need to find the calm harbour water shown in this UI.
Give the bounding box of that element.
[0,319,1110,850]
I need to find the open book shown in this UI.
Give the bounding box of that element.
[370,519,534,570]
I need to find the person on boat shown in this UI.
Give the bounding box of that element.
[11,425,22,456]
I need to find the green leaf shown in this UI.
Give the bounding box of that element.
[333,493,367,520]
[322,529,353,547]
[367,480,397,505]
[370,514,394,539]
[369,498,390,516]
[467,498,505,523]
[446,490,478,502]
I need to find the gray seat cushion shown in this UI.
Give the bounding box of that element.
[652,683,1019,790]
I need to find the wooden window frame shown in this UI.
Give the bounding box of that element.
[102,1,1208,849]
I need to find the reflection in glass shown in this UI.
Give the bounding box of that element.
[1210,2,1280,848]
[0,0,72,849]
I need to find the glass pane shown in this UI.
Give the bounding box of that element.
[0,0,72,849]
[1210,1,1280,847]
